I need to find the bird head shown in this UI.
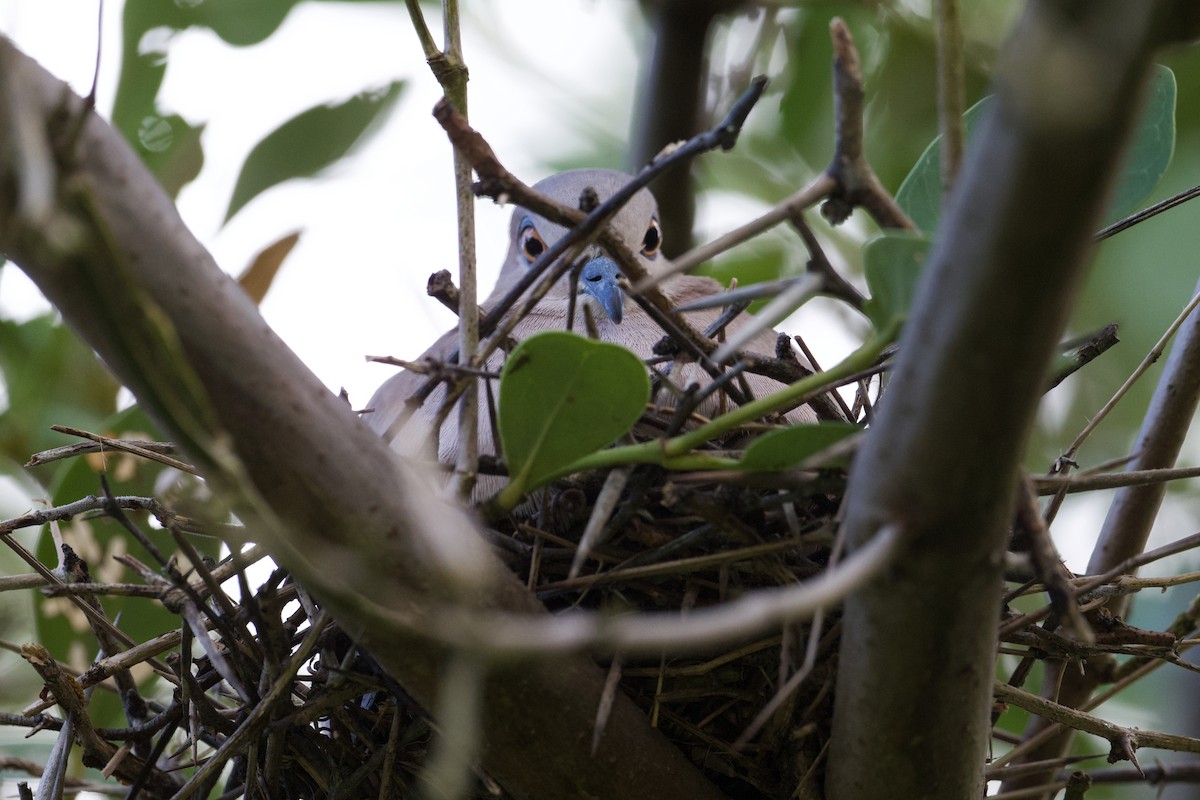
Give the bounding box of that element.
[499,169,663,324]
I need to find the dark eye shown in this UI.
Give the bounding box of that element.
[519,223,547,263]
[641,217,662,258]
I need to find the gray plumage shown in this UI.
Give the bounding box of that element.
[365,169,819,472]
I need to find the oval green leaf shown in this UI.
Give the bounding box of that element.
[862,232,931,340]
[739,422,861,472]
[224,81,405,223]
[498,332,650,498]
[895,65,1176,233]
[1104,64,1176,227]
[894,96,993,234]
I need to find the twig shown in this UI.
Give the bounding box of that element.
[822,19,915,231]
[1013,475,1093,643]
[710,273,823,364]
[654,175,837,283]
[1045,323,1120,389]
[1033,465,1200,495]
[934,0,966,193]
[995,680,1200,759]
[404,0,478,495]
[1088,276,1200,600]
[1059,288,1200,473]
[21,644,180,794]
[25,437,179,469]
[998,530,1200,638]
[1096,182,1200,241]
[170,612,330,800]
[425,268,461,314]
[45,425,196,474]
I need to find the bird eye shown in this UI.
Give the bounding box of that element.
[641,217,662,258]
[519,223,547,263]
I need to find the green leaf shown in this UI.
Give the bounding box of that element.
[1104,64,1175,226]
[0,314,119,473]
[738,422,861,471]
[190,0,403,46]
[498,332,649,500]
[894,96,992,234]
[862,233,931,339]
[698,235,791,286]
[135,115,206,199]
[224,81,405,222]
[895,65,1176,232]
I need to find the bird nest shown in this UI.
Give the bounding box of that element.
[486,410,852,799]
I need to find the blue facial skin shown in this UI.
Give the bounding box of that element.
[579,256,623,324]
[518,216,626,324]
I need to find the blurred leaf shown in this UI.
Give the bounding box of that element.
[738,422,860,472]
[111,0,177,144]
[697,235,793,295]
[136,115,206,199]
[0,315,119,474]
[896,65,1176,233]
[778,6,876,170]
[498,332,649,500]
[862,232,930,339]
[1104,64,1176,226]
[237,231,302,305]
[894,96,992,234]
[225,81,405,223]
[113,0,400,196]
[187,0,304,47]
[193,0,404,45]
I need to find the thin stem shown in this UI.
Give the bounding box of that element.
[935,0,966,194]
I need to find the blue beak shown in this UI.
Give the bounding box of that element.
[580,256,624,324]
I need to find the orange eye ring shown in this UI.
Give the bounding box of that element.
[519,222,547,263]
[641,217,662,258]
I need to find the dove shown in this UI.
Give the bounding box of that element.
[364,169,824,479]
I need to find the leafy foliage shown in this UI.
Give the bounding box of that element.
[0,315,119,475]
[113,0,405,200]
[224,82,405,222]
[896,65,1176,233]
